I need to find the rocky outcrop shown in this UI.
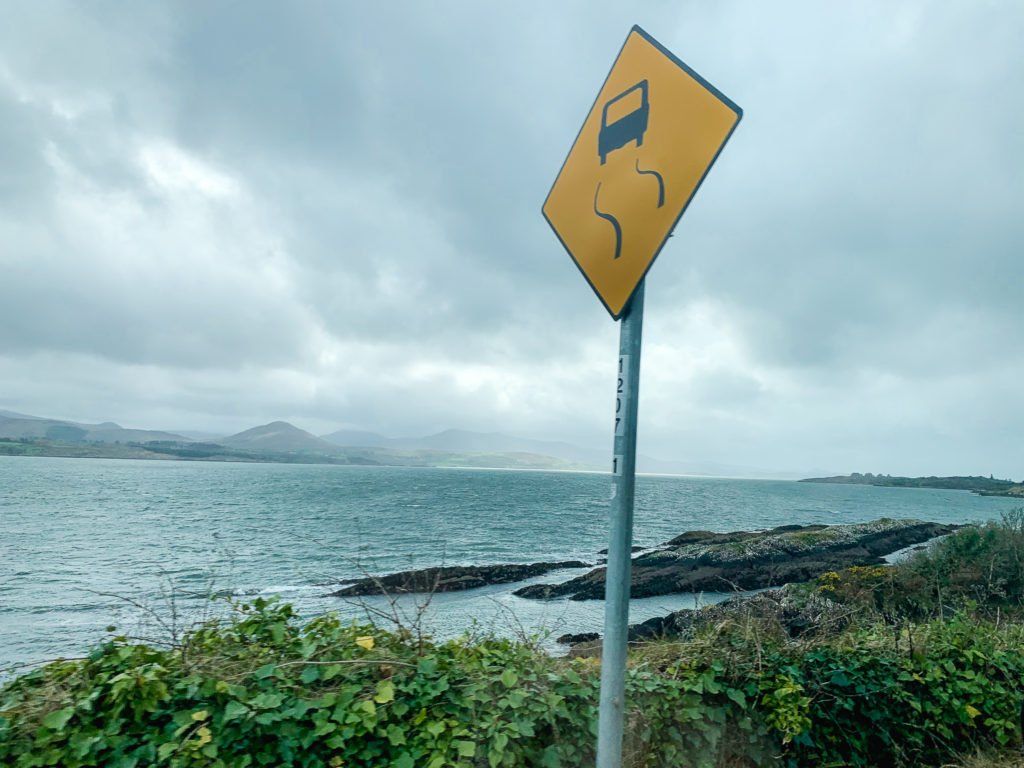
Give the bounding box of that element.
[627,586,851,642]
[332,560,589,596]
[555,631,600,646]
[566,586,852,656]
[514,519,958,601]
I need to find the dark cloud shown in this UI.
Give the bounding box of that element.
[664,2,1024,379]
[0,2,1021,477]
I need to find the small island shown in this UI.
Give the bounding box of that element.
[799,472,1024,497]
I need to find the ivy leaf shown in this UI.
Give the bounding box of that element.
[268,622,286,644]
[355,636,375,650]
[965,704,982,719]
[454,740,477,758]
[426,720,446,737]
[223,701,250,721]
[394,754,415,768]
[829,671,851,687]
[314,720,337,737]
[500,669,518,688]
[375,680,395,704]
[726,688,747,708]
[387,724,407,746]
[42,708,74,731]
[250,692,284,710]
[322,664,343,681]
[157,743,178,760]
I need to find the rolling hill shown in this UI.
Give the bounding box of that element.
[0,410,191,444]
[218,421,339,453]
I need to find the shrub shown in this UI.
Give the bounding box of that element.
[810,510,1024,623]
[4,597,1024,767]
[0,599,756,767]
[776,618,1024,766]
[903,510,1024,615]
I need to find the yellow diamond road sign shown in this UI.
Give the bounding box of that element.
[543,26,742,319]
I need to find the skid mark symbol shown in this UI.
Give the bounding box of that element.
[635,160,665,208]
[593,182,623,260]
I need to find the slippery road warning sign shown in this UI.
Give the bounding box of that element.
[543,26,742,319]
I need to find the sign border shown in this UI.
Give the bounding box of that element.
[542,25,744,320]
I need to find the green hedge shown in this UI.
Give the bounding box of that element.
[769,617,1024,766]
[2,599,1023,767]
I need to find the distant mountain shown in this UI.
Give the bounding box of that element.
[0,409,42,420]
[174,430,227,441]
[321,427,606,467]
[0,410,191,444]
[320,429,394,448]
[220,421,338,453]
[3,410,587,469]
[87,428,195,444]
[3,408,796,477]
[0,416,60,439]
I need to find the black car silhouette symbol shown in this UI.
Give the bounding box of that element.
[598,80,649,165]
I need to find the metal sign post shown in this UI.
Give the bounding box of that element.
[596,280,645,768]
[539,24,742,768]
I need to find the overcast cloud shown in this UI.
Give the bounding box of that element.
[1,1,1021,478]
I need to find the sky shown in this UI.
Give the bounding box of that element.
[1,2,1021,478]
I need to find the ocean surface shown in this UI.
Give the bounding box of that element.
[2,456,1021,673]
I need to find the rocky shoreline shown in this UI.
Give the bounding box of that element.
[334,518,956,607]
[513,519,957,600]
[561,586,855,656]
[331,560,590,596]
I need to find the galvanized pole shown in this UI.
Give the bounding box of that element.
[596,279,645,768]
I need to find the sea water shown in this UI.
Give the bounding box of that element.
[2,456,1020,671]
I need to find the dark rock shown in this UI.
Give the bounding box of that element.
[332,560,590,596]
[567,639,603,659]
[626,585,853,643]
[514,519,959,601]
[664,524,827,547]
[556,631,600,645]
[514,582,564,599]
[560,586,852,653]
[597,546,644,555]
